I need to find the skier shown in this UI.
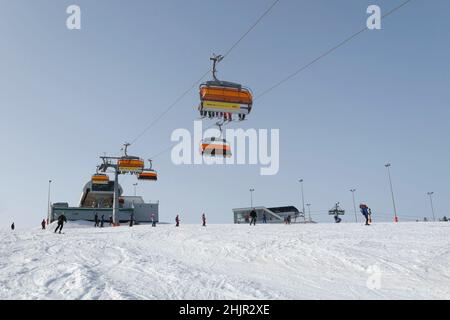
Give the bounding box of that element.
[287,215,291,225]
[334,214,342,223]
[368,208,373,224]
[109,215,113,226]
[41,219,46,230]
[94,212,99,227]
[151,213,156,227]
[249,209,257,226]
[129,212,134,227]
[202,213,206,227]
[54,214,67,234]
[100,215,105,228]
[262,213,267,224]
[360,204,370,225]
[11,222,15,230]
[175,214,180,227]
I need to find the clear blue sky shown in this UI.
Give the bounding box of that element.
[1,0,449,228]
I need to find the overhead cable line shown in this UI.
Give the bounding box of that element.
[148,0,413,160]
[255,0,412,100]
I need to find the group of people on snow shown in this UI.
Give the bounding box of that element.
[11,203,384,234]
[174,213,207,227]
[94,213,111,228]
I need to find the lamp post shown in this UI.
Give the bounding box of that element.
[133,183,138,196]
[299,179,306,222]
[306,203,311,222]
[350,189,358,223]
[47,180,52,224]
[385,163,398,222]
[427,192,436,222]
[249,188,255,208]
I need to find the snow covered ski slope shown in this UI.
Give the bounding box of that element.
[1,222,449,299]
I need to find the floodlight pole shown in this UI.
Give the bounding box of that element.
[47,180,52,224]
[299,179,306,223]
[306,203,312,222]
[350,189,358,223]
[427,192,436,222]
[385,163,398,222]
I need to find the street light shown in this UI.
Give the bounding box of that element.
[350,189,358,223]
[306,203,312,222]
[385,163,398,222]
[427,192,436,222]
[299,179,306,222]
[47,180,52,224]
[133,183,138,196]
[249,188,255,208]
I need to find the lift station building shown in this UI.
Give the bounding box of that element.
[50,180,158,223]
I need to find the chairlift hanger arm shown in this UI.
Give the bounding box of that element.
[210,54,224,82]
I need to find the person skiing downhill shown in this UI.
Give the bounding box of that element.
[202,213,206,227]
[54,214,67,234]
[249,209,257,226]
[11,222,15,230]
[175,214,180,227]
[41,219,46,230]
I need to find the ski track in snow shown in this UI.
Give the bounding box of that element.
[0,222,449,299]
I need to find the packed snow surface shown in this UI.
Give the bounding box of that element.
[1,222,449,299]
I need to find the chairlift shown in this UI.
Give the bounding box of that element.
[198,55,253,122]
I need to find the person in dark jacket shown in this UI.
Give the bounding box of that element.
[249,209,257,226]
[151,213,156,227]
[175,214,180,227]
[334,214,342,223]
[109,215,113,226]
[262,213,267,224]
[202,213,206,227]
[100,215,105,228]
[360,204,370,226]
[41,219,46,230]
[11,222,15,230]
[129,212,134,227]
[54,214,67,234]
[94,213,99,227]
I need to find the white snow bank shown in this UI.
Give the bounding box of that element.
[0,222,449,299]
